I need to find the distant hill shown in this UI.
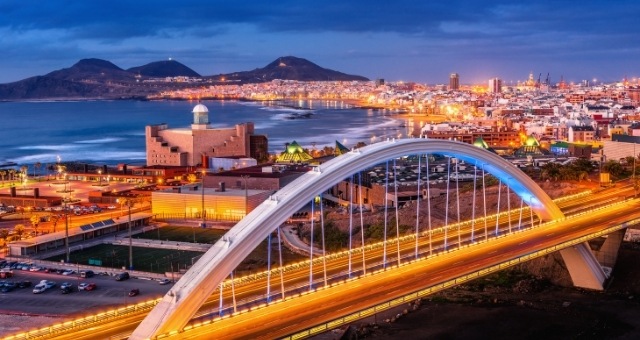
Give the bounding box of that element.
[210,56,369,82]
[127,60,200,78]
[45,58,137,83]
[0,56,368,100]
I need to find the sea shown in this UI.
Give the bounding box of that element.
[0,99,413,170]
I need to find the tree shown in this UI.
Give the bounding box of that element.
[0,170,6,184]
[0,229,9,246]
[30,214,40,236]
[13,224,25,240]
[603,160,625,179]
[34,162,42,178]
[50,214,61,233]
[541,162,562,181]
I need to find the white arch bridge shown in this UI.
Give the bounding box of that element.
[131,138,610,339]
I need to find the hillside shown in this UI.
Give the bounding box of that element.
[210,56,369,82]
[127,60,200,78]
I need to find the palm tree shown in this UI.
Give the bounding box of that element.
[30,214,40,236]
[0,170,6,185]
[7,169,16,184]
[34,162,41,178]
[13,224,25,240]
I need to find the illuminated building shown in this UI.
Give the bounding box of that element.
[488,77,502,93]
[145,104,268,167]
[449,73,460,91]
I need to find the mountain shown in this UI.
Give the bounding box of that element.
[127,60,200,78]
[44,58,136,83]
[0,56,369,100]
[210,56,369,82]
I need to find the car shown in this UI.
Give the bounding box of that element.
[61,269,75,276]
[18,280,32,288]
[32,284,47,294]
[78,282,89,291]
[80,270,94,278]
[85,283,97,291]
[128,288,140,297]
[106,205,116,210]
[61,286,74,294]
[60,282,73,290]
[158,278,172,285]
[115,272,129,281]
[43,280,56,289]
[1,282,16,293]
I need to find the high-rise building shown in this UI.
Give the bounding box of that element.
[449,73,460,90]
[488,77,502,93]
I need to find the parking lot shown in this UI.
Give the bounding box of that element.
[0,266,172,317]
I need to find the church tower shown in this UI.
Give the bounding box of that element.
[192,103,209,130]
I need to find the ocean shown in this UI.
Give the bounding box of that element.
[0,99,411,168]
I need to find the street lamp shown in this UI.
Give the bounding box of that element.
[98,169,102,186]
[200,170,206,230]
[117,198,134,270]
[241,175,249,217]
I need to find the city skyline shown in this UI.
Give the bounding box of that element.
[1,1,639,85]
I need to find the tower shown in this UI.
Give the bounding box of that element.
[488,78,502,93]
[192,103,209,130]
[449,73,460,90]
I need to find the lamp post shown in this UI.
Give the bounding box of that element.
[65,202,70,263]
[98,169,102,186]
[241,175,249,217]
[200,170,206,230]
[128,201,132,270]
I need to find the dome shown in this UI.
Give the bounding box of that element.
[192,104,209,113]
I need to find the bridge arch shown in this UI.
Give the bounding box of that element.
[132,138,564,339]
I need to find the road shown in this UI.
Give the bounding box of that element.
[173,198,640,339]
[5,184,637,339]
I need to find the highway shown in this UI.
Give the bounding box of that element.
[12,184,637,340]
[172,198,640,339]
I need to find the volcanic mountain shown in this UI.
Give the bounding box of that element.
[210,56,369,82]
[127,60,201,78]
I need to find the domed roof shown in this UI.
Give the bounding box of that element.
[192,103,209,113]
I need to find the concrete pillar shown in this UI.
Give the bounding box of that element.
[592,229,626,268]
[560,242,606,290]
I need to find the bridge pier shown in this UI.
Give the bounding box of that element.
[560,242,607,290]
[592,228,626,268]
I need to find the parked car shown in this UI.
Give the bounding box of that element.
[79,282,97,291]
[128,288,140,297]
[115,272,130,281]
[1,281,16,293]
[158,278,172,285]
[32,284,47,294]
[61,286,74,294]
[61,269,75,276]
[80,270,94,278]
[60,282,73,290]
[18,280,32,288]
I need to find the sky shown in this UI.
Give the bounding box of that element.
[1,0,639,85]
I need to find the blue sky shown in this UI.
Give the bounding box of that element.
[1,0,639,85]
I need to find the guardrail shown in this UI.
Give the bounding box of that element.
[3,298,161,340]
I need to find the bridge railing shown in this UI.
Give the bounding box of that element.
[3,298,161,340]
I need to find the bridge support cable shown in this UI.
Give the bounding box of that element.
[277,226,285,300]
[455,158,461,248]
[309,199,315,291]
[348,175,354,278]
[482,167,488,241]
[471,162,477,242]
[383,160,389,268]
[518,198,524,230]
[426,154,433,255]
[444,156,451,250]
[415,154,422,259]
[266,232,272,303]
[320,195,328,287]
[394,158,401,265]
[495,179,502,236]
[529,196,534,229]
[507,186,512,234]
[218,282,224,317]
[230,271,237,313]
[358,172,366,275]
